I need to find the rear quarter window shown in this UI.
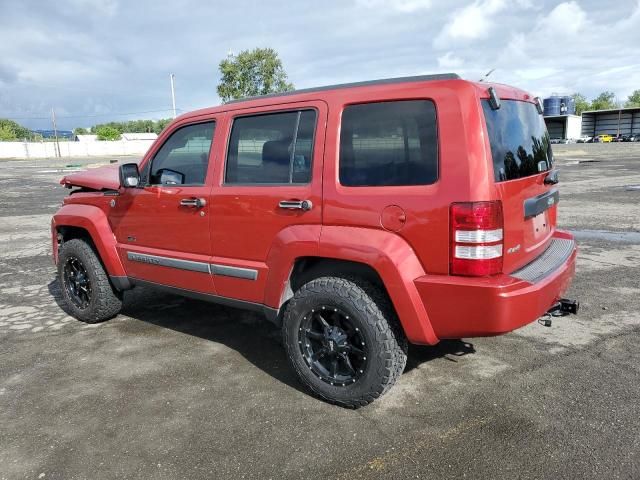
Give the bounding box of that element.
[339,100,438,187]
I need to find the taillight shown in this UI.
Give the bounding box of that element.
[450,201,503,276]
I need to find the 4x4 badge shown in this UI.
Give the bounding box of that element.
[507,244,521,254]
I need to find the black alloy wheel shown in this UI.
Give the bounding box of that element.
[283,276,408,408]
[63,256,92,309]
[298,305,368,386]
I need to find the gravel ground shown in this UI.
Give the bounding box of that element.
[0,144,639,479]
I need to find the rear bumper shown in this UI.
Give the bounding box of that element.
[415,231,577,339]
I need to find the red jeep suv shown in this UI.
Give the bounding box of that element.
[52,74,578,407]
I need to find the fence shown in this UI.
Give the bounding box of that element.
[0,140,154,159]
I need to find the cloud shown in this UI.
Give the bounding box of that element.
[438,52,464,69]
[433,0,506,48]
[355,0,432,13]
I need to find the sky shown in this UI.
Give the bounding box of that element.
[1,0,639,131]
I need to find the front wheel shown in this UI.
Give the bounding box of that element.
[282,277,407,408]
[57,238,123,323]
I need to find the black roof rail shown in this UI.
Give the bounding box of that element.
[225,73,461,104]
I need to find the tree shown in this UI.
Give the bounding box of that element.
[0,119,32,141]
[625,90,640,108]
[154,118,172,134]
[571,93,590,115]
[73,127,88,135]
[217,48,294,103]
[590,91,617,111]
[95,125,121,141]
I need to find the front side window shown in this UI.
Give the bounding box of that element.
[339,100,438,187]
[482,100,552,182]
[225,110,317,184]
[149,122,215,185]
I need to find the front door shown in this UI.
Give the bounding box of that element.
[110,120,217,294]
[210,102,327,304]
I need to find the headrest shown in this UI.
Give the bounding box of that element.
[262,139,291,166]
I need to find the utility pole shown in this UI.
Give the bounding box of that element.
[170,73,177,119]
[51,108,61,158]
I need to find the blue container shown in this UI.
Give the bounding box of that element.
[561,96,576,115]
[543,97,561,116]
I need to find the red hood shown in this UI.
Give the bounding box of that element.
[60,164,121,190]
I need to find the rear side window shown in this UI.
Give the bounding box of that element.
[225,110,316,184]
[482,99,552,182]
[339,100,438,187]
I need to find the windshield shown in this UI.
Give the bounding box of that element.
[482,99,552,182]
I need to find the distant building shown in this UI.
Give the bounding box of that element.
[75,134,98,142]
[121,132,158,141]
[581,107,640,138]
[33,129,74,140]
[542,95,581,141]
[544,114,582,141]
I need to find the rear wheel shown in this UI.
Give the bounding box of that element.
[57,238,122,323]
[282,276,407,408]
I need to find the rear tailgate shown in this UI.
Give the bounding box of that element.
[481,98,557,273]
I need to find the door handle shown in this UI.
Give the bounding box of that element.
[180,197,207,208]
[278,199,313,211]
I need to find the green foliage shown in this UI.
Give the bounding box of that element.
[590,91,617,111]
[571,93,590,115]
[625,90,640,108]
[217,47,294,103]
[73,127,88,135]
[0,118,32,141]
[154,118,172,134]
[95,125,121,141]
[88,118,171,136]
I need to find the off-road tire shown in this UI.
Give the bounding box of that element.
[282,276,408,408]
[57,238,122,323]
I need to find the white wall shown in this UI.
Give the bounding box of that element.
[566,115,582,140]
[0,140,154,159]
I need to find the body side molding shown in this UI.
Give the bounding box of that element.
[125,251,259,280]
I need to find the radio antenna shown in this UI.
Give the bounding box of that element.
[478,68,495,82]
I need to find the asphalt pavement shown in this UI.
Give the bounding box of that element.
[1,144,639,479]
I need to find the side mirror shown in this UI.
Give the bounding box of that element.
[119,163,140,188]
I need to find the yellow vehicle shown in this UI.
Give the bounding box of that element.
[596,134,613,143]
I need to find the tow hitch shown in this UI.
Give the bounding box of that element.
[538,298,580,327]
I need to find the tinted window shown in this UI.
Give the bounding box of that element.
[482,100,552,182]
[339,100,438,186]
[149,122,215,185]
[225,110,316,184]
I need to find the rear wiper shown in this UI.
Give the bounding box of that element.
[544,170,559,185]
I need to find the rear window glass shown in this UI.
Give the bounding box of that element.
[482,99,552,182]
[339,100,438,186]
[225,110,316,184]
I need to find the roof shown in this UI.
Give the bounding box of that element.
[582,106,640,114]
[121,132,158,141]
[543,114,581,119]
[224,73,460,104]
[178,74,533,123]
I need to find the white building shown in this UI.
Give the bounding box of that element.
[543,114,582,141]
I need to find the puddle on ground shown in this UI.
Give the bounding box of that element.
[570,229,640,243]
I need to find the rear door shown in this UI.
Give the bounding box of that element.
[209,101,327,303]
[482,99,557,273]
